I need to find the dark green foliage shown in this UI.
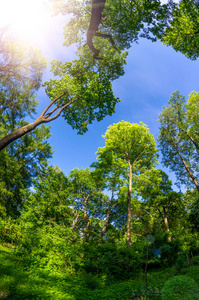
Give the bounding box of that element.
[162,275,199,300]
[175,254,189,273]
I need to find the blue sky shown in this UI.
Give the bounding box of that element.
[29,12,199,191]
[1,5,199,190]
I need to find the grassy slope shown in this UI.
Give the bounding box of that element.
[1,244,199,300]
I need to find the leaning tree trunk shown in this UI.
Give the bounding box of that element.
[0,92,79,151]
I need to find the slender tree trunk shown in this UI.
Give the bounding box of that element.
[101,208,111,239]
[127,161,132,247]
[101,190,117,239]
[72,207,79,230]
[177,150,199,192]
[83,197,89,242]
[187,133,199,151]
[163,207,171,242]
[181,127,199,151]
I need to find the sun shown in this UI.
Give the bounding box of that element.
[0,0,52,43]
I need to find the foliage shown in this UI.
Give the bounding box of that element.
[161,0,199,60]
[158,90,199,191]
[52,0,173,53]
[0,124,53,217]
[162,275,199,300]
[95,121,158,245]
[44,47,126,135]
[0,28,47,121]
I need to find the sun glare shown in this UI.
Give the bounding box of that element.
[0,0,52,43]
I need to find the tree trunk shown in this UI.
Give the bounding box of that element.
[0,118,43,151]
[0,92,79,151]
[100,190,117,239]
[181,127,199,151]
[177,150,199,192]
[101,208,111,239]
[163,207,171,242]
[187,133,199,151]
[127,161,132,247]
[83,197,89,242]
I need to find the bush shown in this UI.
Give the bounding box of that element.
[162,275,199,300]
[175,254,189,272]
[82,272,100,290]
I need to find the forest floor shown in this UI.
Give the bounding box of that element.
[1,244,199,300]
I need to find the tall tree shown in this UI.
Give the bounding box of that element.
[95,121,158,246]
[91,158,126,240]
[158,90,199,191]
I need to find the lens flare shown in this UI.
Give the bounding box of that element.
[0,0,52,42]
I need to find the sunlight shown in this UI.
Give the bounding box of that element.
[0,0,52,42]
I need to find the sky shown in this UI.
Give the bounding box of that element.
[1,0,199,191]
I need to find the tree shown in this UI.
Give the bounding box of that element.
[158,90,199,191]
[91,158,126,241]
[161,0,199,60]
[0,28,46,87]
[138,169,184,241]
[52,0,172,59]
[0,123,53,217]
[0,32,126,151]
[0,28,47,129]
[20,166,71,228]
[95,121,158,246]
[68,168,107,242]
[185,189,199,232]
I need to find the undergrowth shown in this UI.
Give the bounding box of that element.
[1,244,199,300]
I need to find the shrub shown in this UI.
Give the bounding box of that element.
[162,275,199,300]
[82,272,100,290]
[175,254,189,272]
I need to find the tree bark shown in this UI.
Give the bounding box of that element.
[87,0,106,59]
[83,196,89,242]
[181,127,199,151]
[163,207,171,242]
[127,161,132,247]
[0,93,79,151]
[101,191,117,239]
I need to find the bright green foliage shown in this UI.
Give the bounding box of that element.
[0,29,47,121]
[9,166,76,272]
[138,169,184,234]
[186,91,199,147]
[162,275,199,300]
[161,0,199,60]
[68,168,108,241]
[97,121,158,172]
[44,47,126,134]
[95,121,158,245]
[158,90,199,190]
[52,0,172,51]
[0,124,53,217]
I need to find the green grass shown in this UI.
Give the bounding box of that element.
[1,244,199,300]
